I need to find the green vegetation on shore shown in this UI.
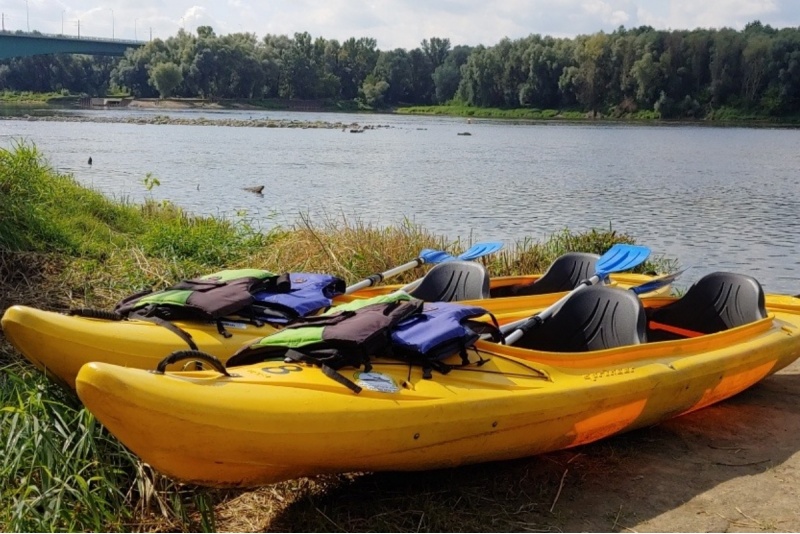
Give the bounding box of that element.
[0,90,65,104]
[398,104,653,121]
[397,104,800,124]
[0,143,671,532]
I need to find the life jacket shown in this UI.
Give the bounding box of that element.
[114,269,292,325]
[228,294,505,392]
[390,302,504,378]
[250,272,346,323]
[227,292,424,392]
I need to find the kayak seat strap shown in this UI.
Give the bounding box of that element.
[514,285,647,352]
[491,252,599,297]
[647,271,767,341]
[409,260,491,302]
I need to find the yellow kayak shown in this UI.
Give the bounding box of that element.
[1,271,665,390]
[74,273,800,488]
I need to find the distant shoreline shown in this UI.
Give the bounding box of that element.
[2,97,799,129]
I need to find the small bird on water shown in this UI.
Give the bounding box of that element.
[88,157,93,165]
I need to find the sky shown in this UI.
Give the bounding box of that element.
[3,0,800,50]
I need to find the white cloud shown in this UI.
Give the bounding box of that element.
[7,0,800,49]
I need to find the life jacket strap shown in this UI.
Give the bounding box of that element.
[132,313,199,350]
[284,349,364,394]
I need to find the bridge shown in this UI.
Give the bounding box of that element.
[0,31,146,59]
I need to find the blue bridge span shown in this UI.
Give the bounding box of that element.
[0,32,145,59]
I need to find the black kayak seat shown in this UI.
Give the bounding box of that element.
[514,285,647,352]
[409,260,491,302]
[647,271,767,341]
[491,252,599,298]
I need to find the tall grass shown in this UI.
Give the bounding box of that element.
[0,142,673,531]
[0,360,133,531]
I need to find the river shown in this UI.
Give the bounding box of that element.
[1,107,799,295]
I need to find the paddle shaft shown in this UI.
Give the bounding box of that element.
[344,242,503,295]
[499,244,651,345]
[502,275,599,344]
[498,269,678,339]
[344,258,432,294]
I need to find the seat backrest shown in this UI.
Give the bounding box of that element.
[409,261,491,302]
[515,285,647,352]
[492,252,599,297]
[648,271,767,340]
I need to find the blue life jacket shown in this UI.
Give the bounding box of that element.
[252,272,346,323]
[390,301,504,378]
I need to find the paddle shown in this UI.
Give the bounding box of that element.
[344,241,504,295]
[502,244,651,345]
[398,241,505,294]
[629,267,688,295]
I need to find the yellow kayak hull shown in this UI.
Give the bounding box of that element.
[0,306,279,389]
[75,297,800,488]
[1,273,666,389]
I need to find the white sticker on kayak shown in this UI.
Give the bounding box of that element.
[219,321,249,330]
[355,371,400,393]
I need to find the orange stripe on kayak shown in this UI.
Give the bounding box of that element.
[649,320,704,338]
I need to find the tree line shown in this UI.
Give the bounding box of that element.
[1,21,799,117]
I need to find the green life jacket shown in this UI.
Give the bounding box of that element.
[227,292,424,392]
[114,269,291,326]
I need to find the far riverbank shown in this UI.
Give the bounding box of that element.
[3,95,799,128]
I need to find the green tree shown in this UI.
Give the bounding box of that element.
[432,45,471,103]
[359,75,390,107]
[457,45,504,107]
[562,33,613,115]
[709,29,745,107]
[631,50,663,107]
[518,36,569,108]
[335,37,379,100]
[372,49,413,103]
[112,40,168,98]
[741,35,771,104]
[149,62,183,98]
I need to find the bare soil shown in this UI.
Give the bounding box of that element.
[125,97,331,112]
[126,98,226,110]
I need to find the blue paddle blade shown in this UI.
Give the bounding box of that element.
[630,268,687,295]
[418,249,456,264]
[595,244,651,277]
[457,241,504,261]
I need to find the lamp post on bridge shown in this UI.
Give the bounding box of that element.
[134,18,138,40]
[62,10,65,34]
[25,0,29,31]
[110,8,114,39]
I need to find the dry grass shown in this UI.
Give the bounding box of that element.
[243,213,449,287]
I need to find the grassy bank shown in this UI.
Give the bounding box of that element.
[396,103,800,125]
[0,91,65,104]
[0,143,669,532]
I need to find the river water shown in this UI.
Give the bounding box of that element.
[1,107,799,294]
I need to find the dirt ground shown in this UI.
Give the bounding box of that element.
[232,359,800,533]
[557,358,800,532]
[126,98,225,109]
